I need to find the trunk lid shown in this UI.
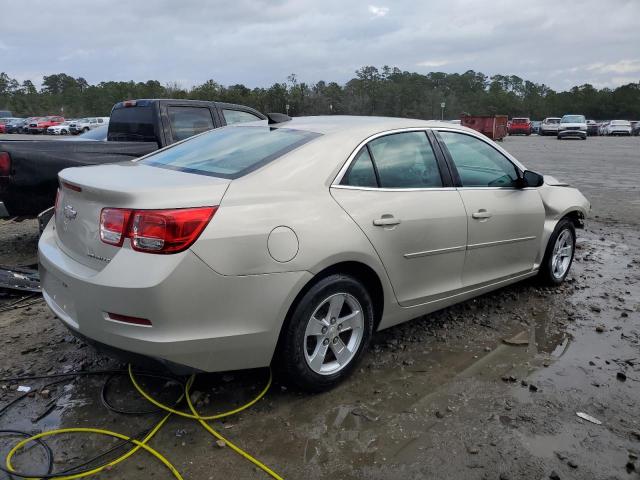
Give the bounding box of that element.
[56,162,230,270]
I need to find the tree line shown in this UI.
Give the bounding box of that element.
[1,67,639,120]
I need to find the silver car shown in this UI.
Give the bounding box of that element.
[39,116,589,391]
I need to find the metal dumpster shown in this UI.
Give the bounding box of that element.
[460,115,508,141]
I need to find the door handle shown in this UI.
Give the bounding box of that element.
[373,216,401,227]
[472,210,492,219]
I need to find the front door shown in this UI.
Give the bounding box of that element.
[437,130,545,287]
[331,130,468,306]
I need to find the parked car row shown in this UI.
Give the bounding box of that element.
[0,116,110,135]
[508,115,639,138]
[597,120,636,136]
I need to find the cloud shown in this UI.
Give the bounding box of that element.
[368,5,389,17]
[586,59,640,74]
[417,60,449,68]
[58,49,94,62]
[0,0,639,90]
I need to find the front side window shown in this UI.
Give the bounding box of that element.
[341,148,378,187]
[367,131,443,188]
[141,126,321,179]
[439,131,518,188]
[223,109,263,125]
[168,106,214,141]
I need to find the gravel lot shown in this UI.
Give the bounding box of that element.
[0,135,638,479]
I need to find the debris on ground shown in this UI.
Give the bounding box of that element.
[576,412,603,425]
[502,331,529,346]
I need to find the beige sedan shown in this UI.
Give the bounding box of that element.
[39,116,589,391]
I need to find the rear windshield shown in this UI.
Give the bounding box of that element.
[561,115,585,123]
[140,126,321,179]
[512,118,529,123]
[611,120,630,125]
[108,106,156,142]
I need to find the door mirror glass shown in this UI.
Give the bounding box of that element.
[522,170,544,187]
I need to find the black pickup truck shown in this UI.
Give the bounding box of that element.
[0,99,265,217]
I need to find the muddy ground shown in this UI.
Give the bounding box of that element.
[0,135,638,479]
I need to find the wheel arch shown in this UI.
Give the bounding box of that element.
[274,260,386,362]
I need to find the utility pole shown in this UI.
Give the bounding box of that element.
[440,102,446,121]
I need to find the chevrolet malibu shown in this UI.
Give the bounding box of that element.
[39,116,589,391]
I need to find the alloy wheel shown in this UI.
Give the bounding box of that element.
[551,229,573,279]
[303,293,364,375]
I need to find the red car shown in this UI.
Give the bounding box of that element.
[0,120,7,134]
[508,117,532,135]
[28,116,65,134]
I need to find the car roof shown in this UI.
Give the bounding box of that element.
[262,115,473,137]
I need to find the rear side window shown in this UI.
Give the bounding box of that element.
[108,106,156,142]
[168,106,214,141]
[141,126,321,179]
[341,148,378,187]
[367,132,443,188]
[223,109,263,125]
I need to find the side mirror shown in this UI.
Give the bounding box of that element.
[522,170,544,188]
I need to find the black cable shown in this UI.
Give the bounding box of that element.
[0,430,54,479]
[101,372,184,415]
[0,430,153,479]
[0,369,186,478]
[0,367,177,383]
[53,427,154,477]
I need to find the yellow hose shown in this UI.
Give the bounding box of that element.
[5,416,179,480]
[4,366,283,479]
[129,365,283,479]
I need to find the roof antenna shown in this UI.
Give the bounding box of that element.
[266,113,292,124]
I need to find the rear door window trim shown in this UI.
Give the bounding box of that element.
[333,128,454,191]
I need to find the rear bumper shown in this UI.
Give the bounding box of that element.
[38,222,311,372]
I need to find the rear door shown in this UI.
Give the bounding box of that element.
[331,130,468,307]
[436,130,545,287]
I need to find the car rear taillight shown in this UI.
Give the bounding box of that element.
[0,152,11,177]
[100,208,132,247]
[99,206,217,253]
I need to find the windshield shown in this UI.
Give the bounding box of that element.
[545,118,560,124]
[141,126,321,179]
[561,115,585,123]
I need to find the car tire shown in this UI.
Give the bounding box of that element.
[277,274,374,392]
[539,218,576,286]
[83,127,90,133]
[557,135,561,140]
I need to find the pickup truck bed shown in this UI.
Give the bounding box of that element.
[0,140,157,215]
[0,99,265,217]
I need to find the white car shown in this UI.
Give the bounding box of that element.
[39,116,589,390]
[539,117,561,136]
[557,115,587,140]
[47,121,74,135]
[69,117,109,134]
[604,120,632,136]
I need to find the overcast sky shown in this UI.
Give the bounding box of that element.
[1,0,639,90]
